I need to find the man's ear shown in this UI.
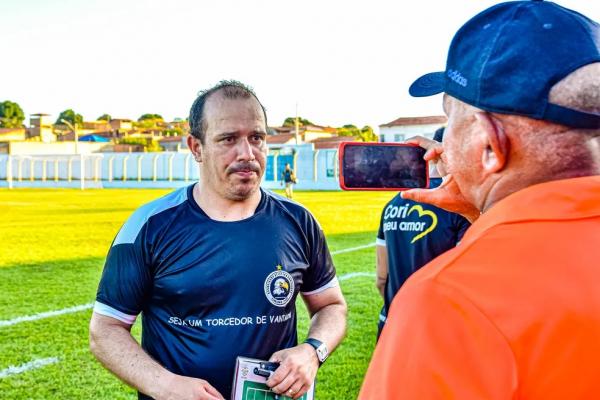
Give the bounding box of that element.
[474,112,509,174]
[187,135,202,162]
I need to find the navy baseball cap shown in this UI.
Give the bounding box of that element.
[409,0,600,129]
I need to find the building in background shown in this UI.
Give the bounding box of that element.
[159,136,187,152]
[0,128,27,142]
[28,113,55,142]
[378,116,447,143]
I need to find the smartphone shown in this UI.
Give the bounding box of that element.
[339,142,429,191]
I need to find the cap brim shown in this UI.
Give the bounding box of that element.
[409,72,445,97]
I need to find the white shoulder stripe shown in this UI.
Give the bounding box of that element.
[93,301,138,325]
[301,276,339,296]
[114,186,189,245]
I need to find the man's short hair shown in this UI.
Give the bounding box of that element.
[188,80,268,143]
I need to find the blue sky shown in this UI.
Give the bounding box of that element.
[1,0,598,131]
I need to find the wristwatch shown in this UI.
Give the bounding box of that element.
[304,338,328,365]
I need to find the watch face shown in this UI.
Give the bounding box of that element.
[316,345,328,362]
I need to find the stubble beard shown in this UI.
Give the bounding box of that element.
[211,168,263,202]
[224,160,264,201]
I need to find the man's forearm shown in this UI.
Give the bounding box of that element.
[376,245,388,299]
[89,315,172,399]
[305,303,347,352]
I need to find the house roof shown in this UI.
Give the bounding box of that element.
[380,115,447,127]
[79,134,110,142]
[266,133,297,144]
[310,135,357,149]
[0,128,26,134]
[270,124,338,134]
[304,124,337,133]
[159,136,185,143]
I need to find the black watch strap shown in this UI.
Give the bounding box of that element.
[304,338,327,365]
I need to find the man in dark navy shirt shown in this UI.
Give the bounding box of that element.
[281,163,296,199]
[89,81,347,400]
[375,128,470,338]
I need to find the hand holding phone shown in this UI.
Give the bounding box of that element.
[339,142,429,191]
[401,136,481,222]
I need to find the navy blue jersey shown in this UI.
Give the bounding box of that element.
[376,178,470,326]
[282,169,294,183]
[94,185,337,399]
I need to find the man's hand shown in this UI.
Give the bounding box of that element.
[406,135,447,175]
[266,344,319,399]
[157,374,224,400]
[402,174,480,223]
[402,136,480,223]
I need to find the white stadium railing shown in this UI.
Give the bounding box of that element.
[0,148,341,190]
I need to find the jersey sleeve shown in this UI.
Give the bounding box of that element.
[94,222,153,324]
[376,207,386,246]
[300,215,338,295]
[359,279,517,399]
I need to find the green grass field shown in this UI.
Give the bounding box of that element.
[0,188,396,399]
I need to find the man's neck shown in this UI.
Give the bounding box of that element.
[193,182,262,222]
[478,167,595,213]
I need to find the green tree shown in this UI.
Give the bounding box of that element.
[118,137,162,152]
[136,114,164,130]
[97,114,112,121]
[138,113,163,122]
[336,124,376,141]
[163,128,183,137]
[0,100,25,128]
[358,125,377,142]
[282,117,313,127]
[337,124,360,137]
[56,109,83,127]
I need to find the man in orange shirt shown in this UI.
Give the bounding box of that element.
[360,1,600,399]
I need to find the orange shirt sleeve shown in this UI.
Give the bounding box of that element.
[359,278,518,399]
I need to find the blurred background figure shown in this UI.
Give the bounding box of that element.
[374,127,470,339]
[281,163,297,199]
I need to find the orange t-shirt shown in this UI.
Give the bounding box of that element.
[360,176,600,399]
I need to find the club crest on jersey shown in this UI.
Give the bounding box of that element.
[264,265,294,307]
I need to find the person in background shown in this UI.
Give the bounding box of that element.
[375,127,470,339]
[281,163,297,199]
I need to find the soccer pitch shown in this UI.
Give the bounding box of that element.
[0,188,395,399]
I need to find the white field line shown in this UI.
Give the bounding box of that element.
[331,243,375,255]
[0,245,377,378]
[339,272,375,281]
[0,303,94,328]
[0,357,60,379]
[0,243,376,328]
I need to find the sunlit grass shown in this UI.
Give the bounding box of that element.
[0,188,395,399]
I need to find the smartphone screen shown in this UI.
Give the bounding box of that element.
[339,143,428,190]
